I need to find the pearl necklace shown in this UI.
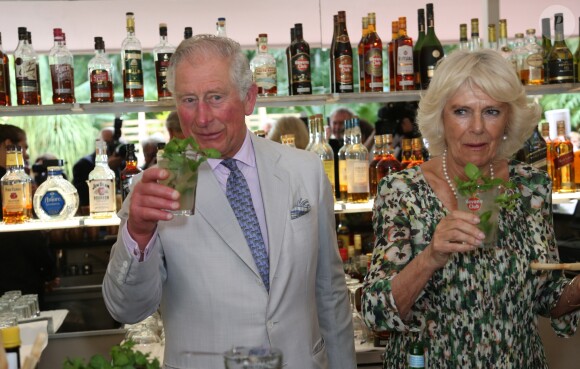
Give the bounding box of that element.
[442,149,494,199]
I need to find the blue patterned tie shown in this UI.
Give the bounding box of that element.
[221,158,270,292]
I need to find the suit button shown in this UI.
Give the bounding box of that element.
[267,320,274,329]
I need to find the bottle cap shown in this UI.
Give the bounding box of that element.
[1,326,21,348]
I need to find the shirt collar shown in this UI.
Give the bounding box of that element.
[207,129,256,170]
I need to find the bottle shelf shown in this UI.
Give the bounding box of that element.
[0,215,120,233]
[0,84,578,116]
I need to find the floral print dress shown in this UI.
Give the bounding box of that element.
[362,161,579,369]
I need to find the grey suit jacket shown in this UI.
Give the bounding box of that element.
[103,134,356,369]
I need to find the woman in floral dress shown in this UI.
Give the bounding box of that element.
[362,49,580,368]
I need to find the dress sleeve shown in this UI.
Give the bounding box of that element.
[362,173,427,333]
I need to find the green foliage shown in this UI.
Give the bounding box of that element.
[455,163,520,211]
[539,93,580,131]
[62,340,160,369]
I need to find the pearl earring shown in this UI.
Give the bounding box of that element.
[502,134,507,141]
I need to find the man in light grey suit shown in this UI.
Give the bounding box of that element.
[102,35,356,369]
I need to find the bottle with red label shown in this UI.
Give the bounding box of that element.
[88,37,114,103]
[49,28,75,104]
[395,17,415,91]
[333,11,354,93]
[552,120,575,193]
[290,23,312,95]
[363,12,383,92]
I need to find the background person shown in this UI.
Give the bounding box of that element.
[165,111,185,140]
[328,107,375,151]
[362,49,580,368]
[102,35,355,369]
[268,116,309,149]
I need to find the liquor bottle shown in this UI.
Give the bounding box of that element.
[281,134,296,148]
[14,27,40,105]
[387,20,399,91]
[216,17,227,37]
[521,29,544,85]
[540,122,555,181]
[337,119,352,200]
[305,114,315,151]
[121,143,142,201]
[0,32,12,106]
[547,13,574,84]
[289,23,312,95]
[49,28,75,104]
[334,11,354,94]
[400,138,413,168]
[369,134,383,198]
[375,134,402,185]
[469,18,482,51]
[0,317,21,369]
[154,23,176,101]
[184,27,193,40]
[336,213,351,249]
[33,163,79,221]
[308,115,335,196]
[250,33,277,96]
[121,12,144,102]
[516,124,547,171]
[27,31,41,104]
[413,9,426,90]
[346,117,370,203]
[1,145,32,224]
[329,14,338,92]
[552,121,575,192]
[88,139,117,219]
[487,24,498,50]
[88,37,114,103]
[498,19,515,71]
[512,33,527,82]
[458,24,469,51]
[407,137,425,168]
[408,341,426,368]
[419,3,444,90]
[286,27,295,96]
[541,18,552,84]
[575,17,580,83]
[358,16,368,93]
[363,12,383,92]
[395,17,415,91]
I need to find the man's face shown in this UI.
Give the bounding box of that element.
[330,111,352,140]
[173,54,257,159]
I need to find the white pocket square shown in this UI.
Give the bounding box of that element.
[290,198,311,219]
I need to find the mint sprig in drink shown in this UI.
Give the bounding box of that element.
[158,137,220,216]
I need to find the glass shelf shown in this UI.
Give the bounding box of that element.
[0,215,120,233]
[1,84,577,117]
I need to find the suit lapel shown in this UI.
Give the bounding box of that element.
[252,135,289,284]
[195,161,259,277]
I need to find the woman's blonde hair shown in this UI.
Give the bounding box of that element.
[417,49,542,159]
[268,116,309,149]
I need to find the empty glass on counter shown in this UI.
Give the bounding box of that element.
[345,277,371,345]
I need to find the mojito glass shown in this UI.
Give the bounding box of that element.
[457,186,500,249]
[157,150,199,216]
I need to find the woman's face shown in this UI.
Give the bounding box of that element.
[442,83,508,171]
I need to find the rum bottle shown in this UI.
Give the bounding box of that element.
[540,122,555,181]
[1,145,32,224]
[121,12,144,102]
[376,134,402,185]
[154,23,176,101]
[0,32,12,106]
[27,31,41,104]
[395,17,415,91]
[387,20,399,91]
[184,27,193,40]
[329,14,338,92]
[250,33,277,96]
[337,118,352,200]
[286,27,295,96]
[363,12,383,92]
[334,11,354,93]
[521,29,544,85]
[413,9,426,89]
[88,37,114,103]
[407,137,425,168]
[49,28,75,104]
[458,24,469,51]
[121,143,142,201]
[369,134,383,198]
[552,121,575,192]
[469,18,482,51]
[547,13,574,84]
[346,117,370,203]
[88,139,117,219]
[290,23,312,95]
[541,18,552,84]
[14,27,40,105]
[400,138,413,168]
[357,16,368,92]
[516,124,547,172]
[419,3,444,89]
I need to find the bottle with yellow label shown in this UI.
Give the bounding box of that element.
[1,145,32,223]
